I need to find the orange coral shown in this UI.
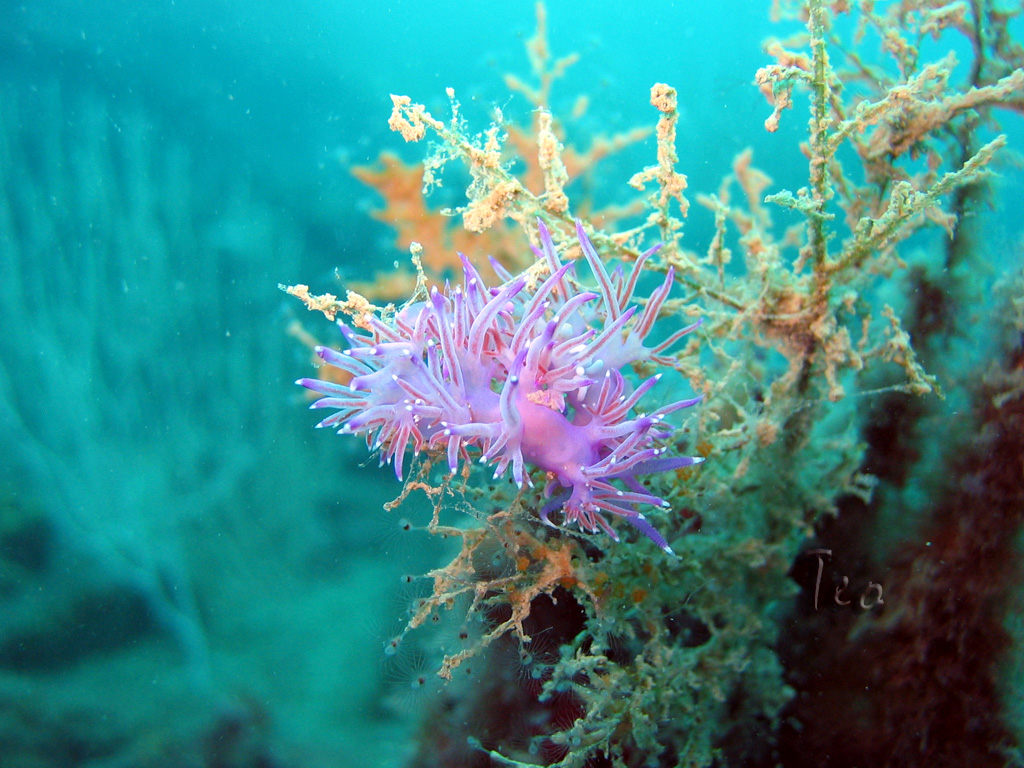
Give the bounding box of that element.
[348,1,650,302]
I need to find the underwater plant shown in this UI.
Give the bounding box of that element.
[297,219,703,553]
[288,0,1024,765]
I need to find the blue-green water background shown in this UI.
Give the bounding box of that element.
[1,1,1022,766]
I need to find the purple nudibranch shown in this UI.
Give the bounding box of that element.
[297,220,703,554]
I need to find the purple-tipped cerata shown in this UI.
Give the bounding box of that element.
[297,220,703,554]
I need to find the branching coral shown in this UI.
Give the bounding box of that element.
[288,1,1024,765]
[347,3,648,300]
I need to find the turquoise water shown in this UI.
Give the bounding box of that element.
[1,1,1023,767]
